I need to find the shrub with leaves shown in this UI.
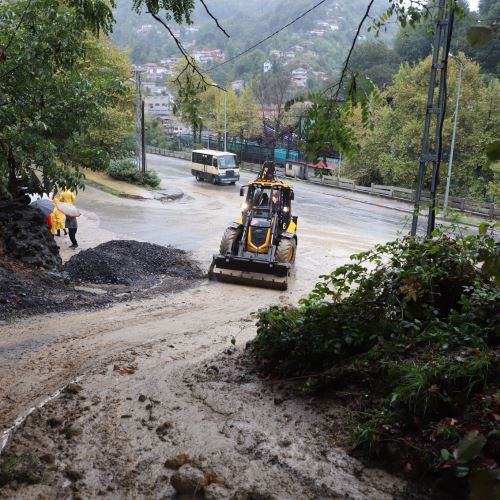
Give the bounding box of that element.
[108,159,161,188]
[252,224,499,495]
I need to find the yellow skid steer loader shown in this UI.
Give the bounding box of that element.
[208,162,297,290]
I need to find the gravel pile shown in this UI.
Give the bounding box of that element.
[64,240,203,285]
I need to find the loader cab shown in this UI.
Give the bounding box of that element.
[241,183,293,216]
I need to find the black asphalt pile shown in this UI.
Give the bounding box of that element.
[0,199,61,270]
[64,240,203,285]
[0,266,113,321]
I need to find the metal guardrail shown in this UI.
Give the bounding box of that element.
[146,146,499,219]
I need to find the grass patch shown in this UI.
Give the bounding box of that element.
[0,450,44,486]
[251,224,499,498]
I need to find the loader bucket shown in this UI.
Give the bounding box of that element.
[208,255,290,290]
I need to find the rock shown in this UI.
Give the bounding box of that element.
[39,453,55,465]
[0,200,62,270]
[164,454,191,470]
[170,465,205,496]
[205,483,231,500]
[278,434,292,447]
[64,469,84,482]
[47,416,63,427]
[156,421,173,440]
[63,425,82,439]
[232,487,277,500]
[138,394,147,402]
[65,383,83,395]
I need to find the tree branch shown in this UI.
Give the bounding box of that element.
[199,0,230,38]
[1,0,33,56]
[323,0,375,99]
[148,11,223,90]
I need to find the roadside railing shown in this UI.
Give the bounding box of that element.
[146,146,499,219]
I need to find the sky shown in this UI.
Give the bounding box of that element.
[468,0,479,10]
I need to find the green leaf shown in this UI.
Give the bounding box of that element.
[466,26,493,48]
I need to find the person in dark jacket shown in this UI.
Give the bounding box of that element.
[66,214,79,249]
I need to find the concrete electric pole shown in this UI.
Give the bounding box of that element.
[443,55,463,215]
[133,69,143,170]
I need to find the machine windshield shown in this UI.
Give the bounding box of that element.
[217,155,236,169]
[251,188,280,210]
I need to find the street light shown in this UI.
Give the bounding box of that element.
[214,83,228,152]
[443,54,463,215]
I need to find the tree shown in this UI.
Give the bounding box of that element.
[350,40,400,88]
[345,54,499,199]
[252,66,293,145]
[0,0,133,198]
[169,58,215,141]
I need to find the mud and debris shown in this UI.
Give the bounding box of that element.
[0,340,411,499]
[0,240,203,323]
[64,240,203,285]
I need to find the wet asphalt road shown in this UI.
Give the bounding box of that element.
[77,154,411,293]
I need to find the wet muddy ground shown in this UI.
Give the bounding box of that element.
[0,319,408,499]
[0,155,421,498]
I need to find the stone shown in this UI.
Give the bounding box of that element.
[205,483,231,500]
[170,465,205,496]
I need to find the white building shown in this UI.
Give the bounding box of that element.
[145,95,173,116]
[263,60,272,73]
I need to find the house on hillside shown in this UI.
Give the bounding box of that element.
[312,71,328,81]
[285,51,295,60]
[308,29,325,36]
[139,63,169,78]
[263,60,272,73]
[145,95,173,116]
[135,24,153,34]
[270,50,282,59]
[231,80,245,93]
[161,117,191,135]
[192,49,224,64]
[291,67,308,87]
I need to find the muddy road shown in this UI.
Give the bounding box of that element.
[0,155,412,498]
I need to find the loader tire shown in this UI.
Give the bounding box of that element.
[219,227,241,255]
[276,238,296,265]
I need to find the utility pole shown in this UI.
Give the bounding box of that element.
[443,56,463,215]
[141,99,146,175]
[411,0,455,237]
[133,69,143,170]
[224,92,227,152]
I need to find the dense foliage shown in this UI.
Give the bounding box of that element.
[345,54,499,199]
[108,159,161,188]
[252,225,499,495]
[0,0,134,198]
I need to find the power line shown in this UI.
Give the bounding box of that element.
[206,0,330,73]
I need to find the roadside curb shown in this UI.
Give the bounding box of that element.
[86,179,184,202]
[86,179,152,200]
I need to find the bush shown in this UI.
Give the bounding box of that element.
[108,158,161,188]
[252,225,500,494]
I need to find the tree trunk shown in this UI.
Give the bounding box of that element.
[7,148,18,196]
